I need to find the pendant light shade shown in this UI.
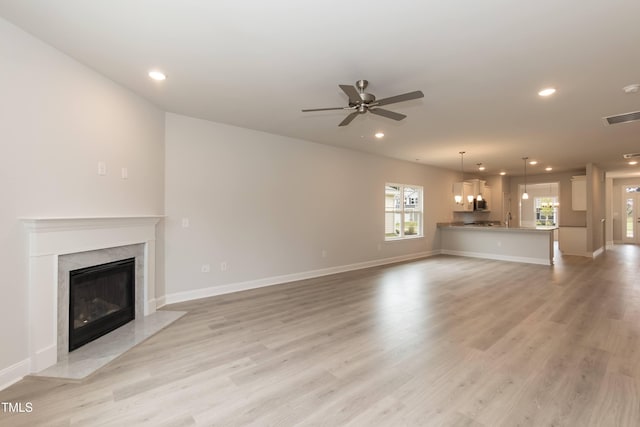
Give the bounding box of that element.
[476,163,484,201]
[522,157,529,200]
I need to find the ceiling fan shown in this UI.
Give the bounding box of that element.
[302,79,424,127]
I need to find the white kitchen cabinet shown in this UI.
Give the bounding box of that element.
[481,186,491,211]
[559,226,587,256]
[571,176,586,211]
[468,179,485,200]
[453,182,474,212]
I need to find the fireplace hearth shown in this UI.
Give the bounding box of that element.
[69,258,135,351]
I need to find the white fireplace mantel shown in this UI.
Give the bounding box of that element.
[21,215,163,373]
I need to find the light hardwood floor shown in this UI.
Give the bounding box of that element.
[2,246,640,426]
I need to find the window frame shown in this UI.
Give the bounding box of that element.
[534,196,558,227]
[385,183,424,241]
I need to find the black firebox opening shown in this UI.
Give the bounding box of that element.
[69,257,135,351]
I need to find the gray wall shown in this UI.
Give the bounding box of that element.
[0,18,165,379]
[587,163,605,252]
[164,113,458,299]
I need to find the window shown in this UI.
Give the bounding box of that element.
[624,186,640,239]
[385,184,423,240]
[534,197,558,227]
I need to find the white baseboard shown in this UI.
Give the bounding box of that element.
[0,358,30,391]
[559,248,605,258]
[31,344,56,373]
[155,296,167,309]
[164,251,439,305]
[145,299,158,315]
[559,250,593,257]
[440,249,552,266]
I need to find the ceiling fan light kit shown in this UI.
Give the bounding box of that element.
[302,80,424,127]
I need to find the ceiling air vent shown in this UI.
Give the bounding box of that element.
[603,111,640,126]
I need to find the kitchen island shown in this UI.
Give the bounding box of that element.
[438,223,556,266]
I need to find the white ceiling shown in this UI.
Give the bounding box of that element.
[1,0,639,177]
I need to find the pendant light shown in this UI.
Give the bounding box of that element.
[454,151,465,204]
[476,163,484,201]
[522,157,529,200]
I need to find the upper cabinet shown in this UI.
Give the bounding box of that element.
[452,180,490,212]
[452,181,474,212]
[469,179,490,211]
[571,175,587,211]
[480,186,491,211]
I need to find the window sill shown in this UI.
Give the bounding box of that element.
[385,235,424,242]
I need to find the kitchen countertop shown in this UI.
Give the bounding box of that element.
[437,223,558,233]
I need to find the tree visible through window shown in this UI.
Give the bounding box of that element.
[535,197,558,226]
[385,184,423,239]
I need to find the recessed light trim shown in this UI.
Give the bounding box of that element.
[374,132,384,138]
[529,160,538,165]
[148,70,166,81]
[538,88,556,97]
[629,161,639,165]
[499,172,506,176]
[545,167,553,171]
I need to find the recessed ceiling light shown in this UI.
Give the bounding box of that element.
[623,84,640,94]
[629,161,639,165]
[529,160,538,165]
[538,88,556,97]
[499,171,506,176]
[477,163,485,171]
[148,70,166,81]
[375,132,384,138]
[545,167,553,171]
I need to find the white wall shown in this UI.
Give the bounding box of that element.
[164,113,457,301]
[0,18,165,384]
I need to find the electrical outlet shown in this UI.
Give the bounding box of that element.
[220,261,228,272]
[321,249,327,258]
[201,264,210,273]
[98,161,107,176]
[181,218,190,228]
[377,243,382,251]
[121,167,128,179]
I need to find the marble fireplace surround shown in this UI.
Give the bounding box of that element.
[57,243,145,360]
[22,216,162,374]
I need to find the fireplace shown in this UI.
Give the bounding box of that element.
[69,258,135,351]
[21,216,160,373]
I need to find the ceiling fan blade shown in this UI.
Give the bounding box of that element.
[374,90,424,107]
[339,112,360,127]
[339,85,362,105]
[369,108,406,121]
[302,107,350,112]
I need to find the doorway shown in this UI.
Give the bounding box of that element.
[518,182,559,229]
[622,186,640,244]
